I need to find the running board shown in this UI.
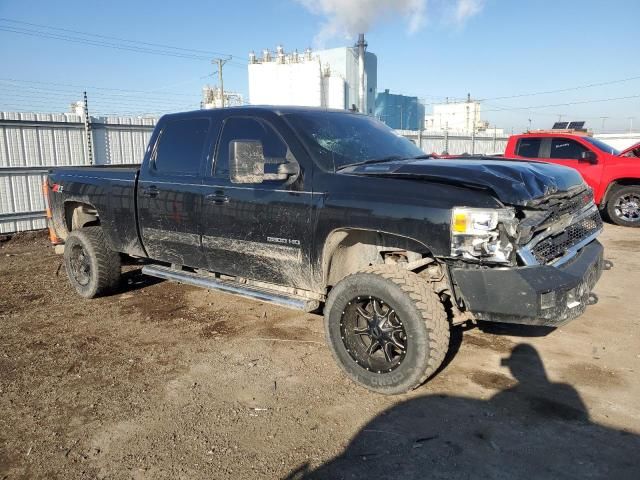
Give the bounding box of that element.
[141,265,319,312]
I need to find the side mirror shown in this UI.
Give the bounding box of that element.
[580,150,598,164]
[230,140,265,184]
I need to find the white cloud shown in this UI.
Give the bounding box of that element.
[452,0,485,25]
[296,0,484,46]
[296,0,427,46]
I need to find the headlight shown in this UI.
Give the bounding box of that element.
[451,207,517,264]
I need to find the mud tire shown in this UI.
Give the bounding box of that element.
[63,226,121,298]
[324,265,450,395]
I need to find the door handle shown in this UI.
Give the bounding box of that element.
[142,186,159,198]
[205,193,229,205]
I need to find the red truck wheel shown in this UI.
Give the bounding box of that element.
[605,186,640,227]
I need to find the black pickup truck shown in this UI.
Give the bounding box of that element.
[45,106,605,394]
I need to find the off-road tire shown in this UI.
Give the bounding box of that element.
[63,226,121,298]
[324,264,450,395]
[605,185,640,227]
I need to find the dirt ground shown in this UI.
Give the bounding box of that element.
[1,225,639,479]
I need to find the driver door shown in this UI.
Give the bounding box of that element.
[200,115,314,289]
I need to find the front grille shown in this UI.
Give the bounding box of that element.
[547,189,594,222]
[531,210,602,264]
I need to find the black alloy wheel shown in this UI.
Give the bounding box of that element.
[340,296,407,373]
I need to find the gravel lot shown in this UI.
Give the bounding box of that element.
[1,225,639,479]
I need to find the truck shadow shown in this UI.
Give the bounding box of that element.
[117,268,164,294]
[285,343,640,480]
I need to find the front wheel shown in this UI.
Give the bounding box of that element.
[324,265,450,395]
[605,185,640,227]
[63,226,121,298]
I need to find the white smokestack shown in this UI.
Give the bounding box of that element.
[357,33,367,114]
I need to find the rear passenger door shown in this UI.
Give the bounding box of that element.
[137,117,212,267]
[514,137,545,159]
[200,115,314,289]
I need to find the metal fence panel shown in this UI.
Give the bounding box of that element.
[0,112,156,234]
[0,168,48,233]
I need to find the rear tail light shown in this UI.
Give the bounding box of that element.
[42,181,63,245]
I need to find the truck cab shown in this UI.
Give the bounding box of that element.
[505,132,640,226]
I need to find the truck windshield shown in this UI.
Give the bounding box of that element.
[583,137,621,155]
[284,111,424,171]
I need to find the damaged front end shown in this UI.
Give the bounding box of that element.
[448,186,605,326]
[516,186,602,266]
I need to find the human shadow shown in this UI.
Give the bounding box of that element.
[286,344,640,480]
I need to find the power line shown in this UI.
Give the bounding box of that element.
[481,75,640,101]
[0,17,247,63]
[482,94,640,113]
[0,77,204,98]
[0,17,242,58]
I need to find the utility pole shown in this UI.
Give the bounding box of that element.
[83,91,94,165]
[600,116,609,132]
[213,57,231,107]
[628,116,635,133]
[527,118,532,131]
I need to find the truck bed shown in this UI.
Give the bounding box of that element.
[47,165,144,257]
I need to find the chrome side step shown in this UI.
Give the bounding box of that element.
[142,264,319,312]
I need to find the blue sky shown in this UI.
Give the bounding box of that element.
[0,0,638,133]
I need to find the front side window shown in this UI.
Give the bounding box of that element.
[516,138,542,158]
[215,117,294,183]
[550,138,588,160]
[153,118,210,175]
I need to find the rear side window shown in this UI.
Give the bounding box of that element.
[550,138,588,160]
[516,138,542,158]
[153,118,210,175]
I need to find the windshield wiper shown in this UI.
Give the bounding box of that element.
[337,155,408,171]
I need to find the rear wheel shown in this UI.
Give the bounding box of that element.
[605,185,640,227]
[63,226,121,298]
[324,265,450,395]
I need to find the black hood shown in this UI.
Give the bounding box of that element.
[340,158,586,206]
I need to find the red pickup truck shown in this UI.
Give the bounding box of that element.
[505,132,640,227]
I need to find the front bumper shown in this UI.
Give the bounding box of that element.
[450,240,604,326]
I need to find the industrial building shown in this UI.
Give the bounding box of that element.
[375,90,425,130]
[201,85,243,109]
[248,35,377,114]
[424,95,493,134]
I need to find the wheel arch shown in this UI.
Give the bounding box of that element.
[601,178,640,207]
[321,228,435,288]
[63,201,101,237]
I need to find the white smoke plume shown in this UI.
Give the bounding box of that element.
[296,0,484,45]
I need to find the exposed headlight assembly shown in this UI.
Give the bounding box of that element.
[451,207,517,264]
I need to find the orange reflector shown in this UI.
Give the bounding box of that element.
[42,180,63,245]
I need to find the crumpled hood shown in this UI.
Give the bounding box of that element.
[340,158,585,206]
